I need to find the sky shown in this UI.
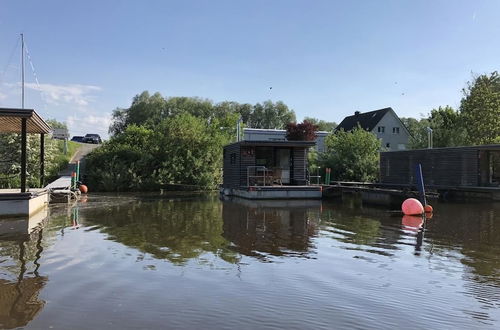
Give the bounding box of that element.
[1,0,499,138]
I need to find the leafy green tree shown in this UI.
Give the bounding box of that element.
[428,106,467,147]
[402,106,467,149]
[460,71,500,144]
[401,117,429,149]
[46,119,67,130]
[109,92,296,135]
[303,117,337,132]
[86,113,235,191]
[248,100,296,129]
[320,126,381,182]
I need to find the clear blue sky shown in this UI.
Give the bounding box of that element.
[1,0,499,138]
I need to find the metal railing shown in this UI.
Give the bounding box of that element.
[247,166,270,186]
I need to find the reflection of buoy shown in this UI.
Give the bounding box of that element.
[402,198,424,215]
[79,184,88,194]
[402,215,423,230]
[424,204,433,213]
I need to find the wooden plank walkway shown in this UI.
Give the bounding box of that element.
[45,176,72,190]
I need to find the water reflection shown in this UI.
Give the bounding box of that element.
[1,195,499,329]
[0,212,48,329]
[81,195,240,264]
[222,198,321,259]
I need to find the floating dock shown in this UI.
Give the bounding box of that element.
[0,189,49,218]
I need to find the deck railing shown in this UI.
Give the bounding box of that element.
[247,166,270,186]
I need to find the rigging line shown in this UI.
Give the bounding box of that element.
[23,39,50,115]
[0,37,21,85]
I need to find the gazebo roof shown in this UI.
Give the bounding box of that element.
[0,108,51,134]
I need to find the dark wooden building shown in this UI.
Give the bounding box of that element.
[223,140,315,189]
[380,145,500,187]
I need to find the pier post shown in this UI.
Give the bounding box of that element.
[40,133,45,187]
[20,118,27,193]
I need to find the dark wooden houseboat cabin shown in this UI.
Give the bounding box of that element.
[380,145,500,200]
[222,140,322,199]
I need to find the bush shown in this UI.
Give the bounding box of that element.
[320,126,380,182]
[85,114,232,191]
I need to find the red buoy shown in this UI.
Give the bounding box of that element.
[424,204,433,213]
[402,198,424,216]
[79,184,88,194]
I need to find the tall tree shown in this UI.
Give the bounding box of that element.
[248,100,296,129]
[460,71,500,145]
[303,117,337,132]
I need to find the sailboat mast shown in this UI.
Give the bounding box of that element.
[21,33,25,109]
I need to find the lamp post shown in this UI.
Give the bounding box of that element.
[426,127,433,149]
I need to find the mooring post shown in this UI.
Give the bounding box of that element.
[20,118,27,193]
[40,133,45,187]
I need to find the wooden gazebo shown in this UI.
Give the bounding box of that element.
[0,108,51,192]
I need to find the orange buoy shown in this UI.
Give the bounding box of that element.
[424,204,433,213]
[79,184,88,194]
[402,198,424,216]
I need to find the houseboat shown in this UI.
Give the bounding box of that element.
[221,140,322,199]
[380,145,500,200]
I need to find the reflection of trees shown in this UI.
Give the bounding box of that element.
[222,200,319,259]
[319,202,401,255]
[81,196,240,264]
[0,228,47,329]
[425,203,500,305]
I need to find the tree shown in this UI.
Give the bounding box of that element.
[286,121,318,141]
[402,106,467,149]
[108,92,297,135]
[248,100,296,129]
[401,117,429,149]
[428,106,467,147]
[46,119,67,130]
[303,117,337,132]
[86,113,235,191]
[320,126,380,182]
[460,71,500,145]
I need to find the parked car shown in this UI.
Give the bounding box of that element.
[71,136,85,143]
[83,133,102,144]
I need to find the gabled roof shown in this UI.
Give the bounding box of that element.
[336,107,392,132]
[0,108,52,134]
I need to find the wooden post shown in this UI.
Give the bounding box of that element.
[21,118,27,193]
[40,133,45,187]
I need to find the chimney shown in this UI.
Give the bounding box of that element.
[354,111,360,116]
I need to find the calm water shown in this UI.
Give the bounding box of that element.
[1,193,500,329]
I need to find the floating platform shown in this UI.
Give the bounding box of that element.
[221,185,322,199]
[0,205,48,238]
[0,189,49,217]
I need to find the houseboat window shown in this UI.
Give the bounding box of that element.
[378,126,385,133]
[386,143,390,148]
[255,147,273,167]
[392,127,400,134]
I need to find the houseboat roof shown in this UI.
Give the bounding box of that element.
[224,140,316,148]
[380,144,500,153]
[0,107,52,134]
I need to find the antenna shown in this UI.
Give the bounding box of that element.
[21,33,24,109]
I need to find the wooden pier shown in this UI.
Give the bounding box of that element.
[322,182,439,207]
